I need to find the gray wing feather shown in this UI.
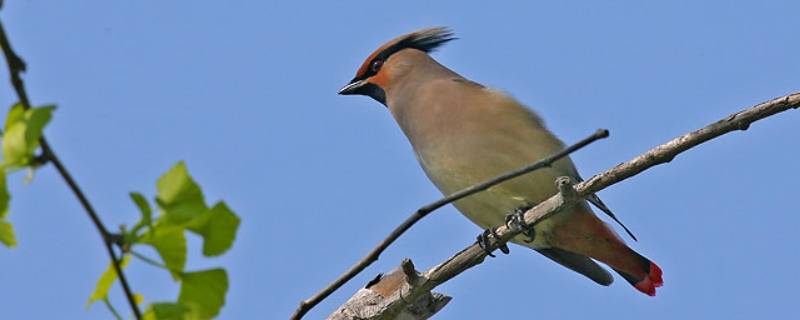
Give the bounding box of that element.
[573,175,638,241]
[537,248,614,286]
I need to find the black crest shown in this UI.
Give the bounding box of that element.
[353,27,457,81]
[393,27,457,54]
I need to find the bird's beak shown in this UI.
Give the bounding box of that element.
[338,78,387,105]
[338,79,367,95]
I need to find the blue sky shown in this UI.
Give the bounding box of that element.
[1,1,799,319]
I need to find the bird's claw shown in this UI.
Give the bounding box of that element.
[476,227,508,257]
[505,208,535,243]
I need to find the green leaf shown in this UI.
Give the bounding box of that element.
[178,269,228,319]
[187,202,240,257]
[0,220,17,247]
[128,192,153,238]
[24,105,54,150]
[0,170,9,219]
[0,170,15,247]
[2,104,55,168]
[131,192,152,223]
[2,106,29,167]
[143,302,193,320]
[139,226,186,278]
[3,103,25,131]
[87,255,132,308]
[156,162,207,224]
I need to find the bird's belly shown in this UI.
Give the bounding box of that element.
[418,151,571,249]
[450,184,567,249]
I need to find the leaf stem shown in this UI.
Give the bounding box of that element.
[103,297,124,320]
[130,249,182,273]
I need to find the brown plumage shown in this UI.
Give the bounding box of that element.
[340,27,663,295]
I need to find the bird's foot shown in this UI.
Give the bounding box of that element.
[505,207,535,243]
[476,227,509,257]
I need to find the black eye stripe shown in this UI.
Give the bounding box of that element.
[353,27,456,82]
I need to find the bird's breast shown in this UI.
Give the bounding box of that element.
[390,80,581,245]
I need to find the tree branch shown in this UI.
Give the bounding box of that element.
[326,91,800,319]
[0,18,142,319]
[291,129,610,320]
[328,259,451,320]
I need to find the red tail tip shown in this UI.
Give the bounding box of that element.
[634,262,664,296]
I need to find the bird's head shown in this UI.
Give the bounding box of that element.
[338,27,456,106]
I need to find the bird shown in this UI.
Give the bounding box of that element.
[338,27,663,296]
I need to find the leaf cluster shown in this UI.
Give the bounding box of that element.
[0,103,54,247]
[87,162,241,319]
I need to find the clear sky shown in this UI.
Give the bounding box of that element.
[1,1,799,319]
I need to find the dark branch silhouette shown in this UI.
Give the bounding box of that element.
[0,18,142,319]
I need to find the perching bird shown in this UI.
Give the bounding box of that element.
[339,27,663,296]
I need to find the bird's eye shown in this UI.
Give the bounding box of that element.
[371,60,383,73]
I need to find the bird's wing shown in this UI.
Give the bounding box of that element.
[576,176,638,241]
[536,247,613,286]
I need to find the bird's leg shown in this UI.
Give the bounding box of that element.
[505,206,535,243]
[476,227,509,257]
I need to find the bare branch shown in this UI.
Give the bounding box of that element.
[291,129,609,320]
[328,259,450,320]
[0,18,142,319]
[576,93,800,196]
[329,91,800,319]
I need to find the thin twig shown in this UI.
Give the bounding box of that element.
[0,19,142,319]
[103,297,124,320]
[333,91,800,319]
[574,93,800,196]
[130,249,183,273]
[291,129,610,320]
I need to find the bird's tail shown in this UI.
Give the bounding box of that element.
[609,250,664,296]
[548,207,664,296]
